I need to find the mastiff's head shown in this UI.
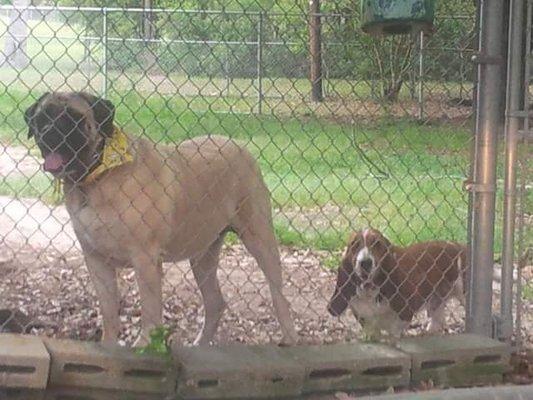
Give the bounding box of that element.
[24,92,115,182]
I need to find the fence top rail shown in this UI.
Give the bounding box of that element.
[0,4,474,20]
[0,5,260,15]
[2,5,302,17]
[5,33,378,48]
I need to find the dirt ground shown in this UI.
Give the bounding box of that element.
[0,240,459,345]
[1,197,531,348]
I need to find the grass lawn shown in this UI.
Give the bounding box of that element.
[0,16,529,254]
[0,15,474,106]
[1,87,477,253]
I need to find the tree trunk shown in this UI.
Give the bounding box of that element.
[384,79,404,102]
[2,0,30,69]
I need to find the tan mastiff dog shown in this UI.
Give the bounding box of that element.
[24,91,298,346]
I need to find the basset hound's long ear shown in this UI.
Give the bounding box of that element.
[77,92,115,137]
[24,92,50,139]
[327,253,359,317]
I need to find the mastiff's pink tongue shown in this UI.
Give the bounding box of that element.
[43,152,64,172]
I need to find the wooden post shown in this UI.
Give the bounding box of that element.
[309,0,323,102]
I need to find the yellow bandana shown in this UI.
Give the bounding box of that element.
[52,178,62,204]
[82,126,134,185]
[52,126,134,202]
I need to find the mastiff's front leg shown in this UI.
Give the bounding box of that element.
[84,252,121,344]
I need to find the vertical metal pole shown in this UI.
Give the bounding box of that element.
[500,0,526,342]
[467,0,505,337]
[256,11,263,114]
[323,42,328,97]
[514,162,526,348]
[418,30,424,120]
[515,0,532,348]
[309,0,323,102]
[142,0,154,40]
[84,9,94,90]
[465,0,483,327]
[4,0,30,69]
[225,56,230,96]
[101,7,108,97]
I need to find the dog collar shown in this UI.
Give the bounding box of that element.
[82,125,134,185]
[52,126,133,202]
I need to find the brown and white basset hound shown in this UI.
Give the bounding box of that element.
[328,228,467,342]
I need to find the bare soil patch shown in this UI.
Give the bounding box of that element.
[0,190,530,347]
[2,224,530,347]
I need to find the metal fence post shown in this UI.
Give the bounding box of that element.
[2,0,30,69]
[256,11,264,114]
[465,0,483,328]
[309,0,323,102]
[466,0,506,337]
[417,30,424,120]
[101,7,108,97]
[224,55,230,96]
[514,0,532,348]
[500,0,526,343]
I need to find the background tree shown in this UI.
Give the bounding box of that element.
[48,0,476,101]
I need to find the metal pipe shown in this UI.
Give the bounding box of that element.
[515,0,532,349]
[418,30,424,121]
[0,4,373,18]
[256,12,264,114]
[500,0,526,342]
[467,0,505,337]
[309,0,323,102]
[0,4,264,15]
[423,46,476,52]
[24,34,276,46]
[514,158,527,349]
[465,0,483,328]
[0,33,363,48]
[101,7,108,97]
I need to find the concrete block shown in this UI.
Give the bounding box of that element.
[397,333,512,388]
[43,338,176,395]
[0,334,50,389]
[0,388,45,400]
[174,344,305,399]
[43,387,169,400]
[358,383,533,400]
[284,343,411,394]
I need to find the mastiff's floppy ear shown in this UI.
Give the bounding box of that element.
[24,92,50,139]
[77,92,115,137]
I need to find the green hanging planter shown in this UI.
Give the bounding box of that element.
[361,0,435,36]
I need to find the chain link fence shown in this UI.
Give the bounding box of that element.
[0,1,530,347]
